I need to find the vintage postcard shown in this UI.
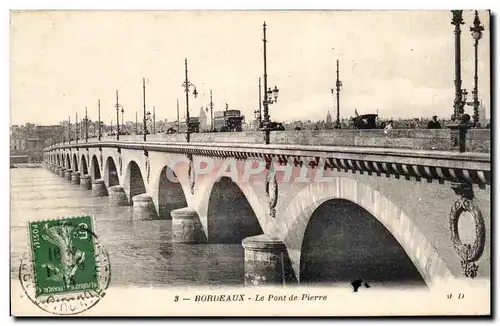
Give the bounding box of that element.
[10,10,491,316]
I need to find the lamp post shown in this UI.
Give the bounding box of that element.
[448,11,472,153]
[331,59,343,128]
[98,99,101,141]
[451,10,465,120]
[75,112,79,144]
[68,116,71,143]
[182,58,198,142]
[470,10,484,127]
[208,90,214,131]
[153,106,156,134]
[261,22,280,144]
[85,106,89,142]
[257,78,262,128]
[115,90,123,141]
[146,110,152,135]
[135,111,138,134]
[121,107,125,133]
[143,78,147,141]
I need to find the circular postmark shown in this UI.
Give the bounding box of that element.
[19,218,111,315]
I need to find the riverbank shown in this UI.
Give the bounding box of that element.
[10,163,42,169]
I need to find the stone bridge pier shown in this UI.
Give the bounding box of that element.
[43,136,491,288]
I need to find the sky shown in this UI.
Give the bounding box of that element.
[10,10,491,126]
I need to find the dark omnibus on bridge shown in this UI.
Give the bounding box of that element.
[353,114,379,129]
[213,110,244,132]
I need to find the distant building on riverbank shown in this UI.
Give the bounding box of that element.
[11,123,64,162]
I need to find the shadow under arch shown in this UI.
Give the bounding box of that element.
[56,154,61,166]
[80,154,88,175]
[90,155,101,180]
[207,177,263,244]
[300,199,426,287]
[66,153,71,169]
[72,154,79,172]
[104,157,119,187]
[123,160,146,204]
[158,165,188,219]
[282,179,454,288]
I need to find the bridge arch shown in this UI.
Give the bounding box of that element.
[90,155,101,180]
[282,177,453,287]
[80,154,88,175]
[104,156,119,187]
[66,153,71,169]
[72,153,79,171]
[157,165,188,219]
[56,154,61,166]
[206,176,264,244]
[300,198,426,287]
[123,160,147,204]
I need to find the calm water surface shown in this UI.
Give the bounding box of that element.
[10,167,245,287]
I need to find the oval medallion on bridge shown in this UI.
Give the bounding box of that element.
[145,156,151,184]
[119,155,122,176]
[449,197,486,279]
[265,163,278,218]
[188,155,195,195]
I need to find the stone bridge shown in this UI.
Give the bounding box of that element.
[42,131,491,288]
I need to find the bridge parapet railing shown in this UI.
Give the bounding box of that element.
[270,129,490,153]
[44,129,490,153]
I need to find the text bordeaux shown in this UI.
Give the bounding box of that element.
[193,293,327,302]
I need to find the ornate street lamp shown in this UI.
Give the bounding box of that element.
[67,116,71,143]
[470,10,484,127]
[143,78,147,141]
[75,112,79,144]
[121,107,125,132]
[115,90,123,141]
[182,58,198,142]
[152,106,156,134]
[331,59,343,129]
[448,11,472,153]
[204,90,214,131]
[451,10,464,121]
[97,99,102,141]
[261,22,280,144]
[146,110,152,134]
[85,106,89,142]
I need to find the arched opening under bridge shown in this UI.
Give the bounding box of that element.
[300,199,426,287]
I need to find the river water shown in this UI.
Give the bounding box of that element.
[10,167,245,287]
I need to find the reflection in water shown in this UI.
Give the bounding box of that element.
[11,168,428,288]
[10,168,244,287]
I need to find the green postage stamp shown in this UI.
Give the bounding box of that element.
[26,216,107,300]
[20,215,111,314]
